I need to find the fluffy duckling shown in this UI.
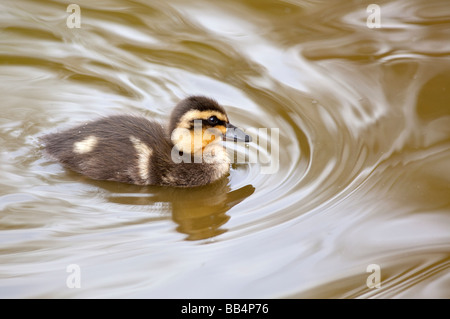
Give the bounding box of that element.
[41,96,251,187]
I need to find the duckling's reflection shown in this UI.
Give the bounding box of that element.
[82,175,254,241]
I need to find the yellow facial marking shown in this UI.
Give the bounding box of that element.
[216,125,226,136]
[193,127,223,152]
[129,136,152,182]
[176,110,228,129]
[73,135,98,154]
[171,126,223,154]
[171,128,191,154]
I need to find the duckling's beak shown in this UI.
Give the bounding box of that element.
[225,123,252,143]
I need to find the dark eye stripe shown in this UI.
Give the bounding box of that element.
[188,119,226,128]
[202,118,225,127]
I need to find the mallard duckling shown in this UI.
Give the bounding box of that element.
[41,96,251,187]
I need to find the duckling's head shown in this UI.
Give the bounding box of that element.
[169,96,250,155]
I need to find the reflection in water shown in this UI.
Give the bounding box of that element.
[170,182,255,241]
[87,177,254,241]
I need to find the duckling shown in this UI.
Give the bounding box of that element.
[41,96,251,187]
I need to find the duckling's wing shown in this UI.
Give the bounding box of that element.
[42,115,172,185]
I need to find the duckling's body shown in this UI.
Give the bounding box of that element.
[42,96,250,187]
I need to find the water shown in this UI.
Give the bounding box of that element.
[1,0,449,298]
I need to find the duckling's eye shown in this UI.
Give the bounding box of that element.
[207,116,219,126]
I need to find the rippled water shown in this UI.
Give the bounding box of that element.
[1,0,449,298]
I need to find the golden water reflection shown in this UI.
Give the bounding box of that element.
[88,177,254,241]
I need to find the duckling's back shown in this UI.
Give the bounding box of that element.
[42,115,173,185]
